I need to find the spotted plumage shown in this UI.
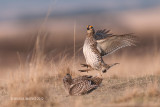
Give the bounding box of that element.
[79,25,136,73]
[63,73,102,95]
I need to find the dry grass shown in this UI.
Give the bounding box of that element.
[0,35,160,107]
[112,77,160,104]
[0,35,80,107]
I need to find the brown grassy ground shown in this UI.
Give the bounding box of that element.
[0,35,160,107]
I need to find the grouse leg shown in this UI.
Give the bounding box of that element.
[80,64,91,68]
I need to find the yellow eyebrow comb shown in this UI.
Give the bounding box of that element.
[89,25,93,28]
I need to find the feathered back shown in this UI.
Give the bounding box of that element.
[63,74,103,95]
[69,80,97,95]
[89,77,103,86]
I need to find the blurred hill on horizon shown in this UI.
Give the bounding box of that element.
[0,0,160,70]
[0,0,160,36]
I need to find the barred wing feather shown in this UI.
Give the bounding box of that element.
[94,29,112,40]
[96,33,136,56]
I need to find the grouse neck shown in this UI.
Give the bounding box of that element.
[87,32,94,38]
[65,82,71,91]
[68,78,72,85]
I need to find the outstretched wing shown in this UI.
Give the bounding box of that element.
[94,29,112,40]
[96,33,136,56]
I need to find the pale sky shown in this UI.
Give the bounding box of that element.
[1,0,160,21]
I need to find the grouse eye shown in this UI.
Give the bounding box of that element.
[66,73,70,76]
